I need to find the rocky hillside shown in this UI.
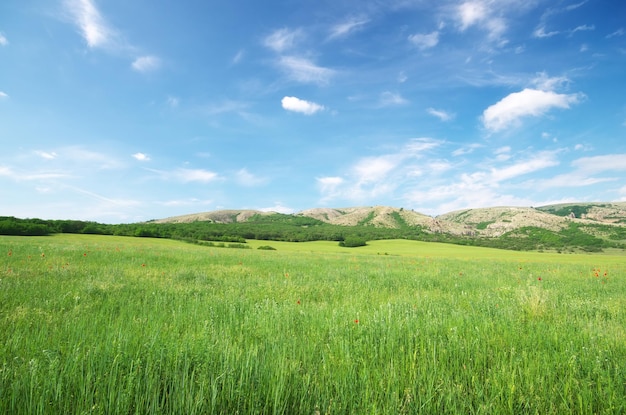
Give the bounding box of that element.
[153,202,626,237]
[151,209,273,224]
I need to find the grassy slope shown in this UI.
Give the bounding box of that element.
[2,234,625,413]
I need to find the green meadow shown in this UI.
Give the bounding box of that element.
[1,234,625,414]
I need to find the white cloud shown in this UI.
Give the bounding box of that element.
[456,1,506,41]
[571,154,626,173]
[408,31,439,50]
[264,28,303,52]
[353,155,399,184]
[63,0,115,48]
[131,55,160,72]
[458,1,488,30]
[175,168,219,183]
[235,168,267,186]
[281,96,325,115]
[232,50,244,64]
[427,108,454,121]
[489,151,559,183]
[0,91,8,99]
[482,88,583,132]
[278,56,335,85]
[607,28,624,39]
[379,91,409,106]
[317,176,344,203]
[35,151,58,160]
[0,32,8,46]
[167,96,180,108]
[132,152,150,161]
[452,143,483,156]
[570,24,594,35]
[317,138,441,204]
[531,72,570,91]
[259,203,295,214]
[329,16,369,39]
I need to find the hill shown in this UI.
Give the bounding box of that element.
[3,202,626,252]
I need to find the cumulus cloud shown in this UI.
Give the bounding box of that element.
[482,88,582,132]
[264,28,303,52]
[281,96,325,115]
[278,56,335,85]
[427,108,454,121]
[408,31,439,50]
[131,55,160,72]
[132,152,150,161]
[329,16,369,39]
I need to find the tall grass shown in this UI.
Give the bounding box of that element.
[1,234,625,414]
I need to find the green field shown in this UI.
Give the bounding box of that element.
[1,234,625,414]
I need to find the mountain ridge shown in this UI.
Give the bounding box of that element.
[151,202,626,237]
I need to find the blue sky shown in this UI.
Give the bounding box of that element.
[1,0,625,223]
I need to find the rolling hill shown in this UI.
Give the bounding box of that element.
[154,202,626,239]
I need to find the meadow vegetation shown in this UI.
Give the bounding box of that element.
[1,234,625,413]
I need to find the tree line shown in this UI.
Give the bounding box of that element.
[1,214,623,252]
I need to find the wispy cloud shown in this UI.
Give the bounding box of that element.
[63,0,115,48]
[379,91,409,106]
[35,151,58,160]
[63,0,160,73]
[408,31,439,50]
[281,96,325,115]
[263,28,303,52]
[278,56,335,85]
[166,96,180,108]
[456,1,507,42]
[147,168,220,183]
[235,168,268,187]
[427,108,454,121]
[131,55,161,72]
[606,28,624,39]
[533,26,559,38]
[482,89,583,132]
[0,165,70,181]
[0,32,8,46]
[317,138,441,203]
[0,91,8,99]
[329,16,370,39]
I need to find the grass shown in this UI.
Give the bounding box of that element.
[1,234,625,414]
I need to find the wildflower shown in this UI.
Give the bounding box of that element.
[141,264,146,267]
[538,277,542,281]
[297,299,301,305]
[7,250,12,256]
[354,319,359,324]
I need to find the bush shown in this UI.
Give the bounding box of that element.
[339,236,367,248]
[257,245,277,250]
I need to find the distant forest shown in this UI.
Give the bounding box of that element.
[1,213,624,252]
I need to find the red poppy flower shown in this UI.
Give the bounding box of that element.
[354,319,359,324]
